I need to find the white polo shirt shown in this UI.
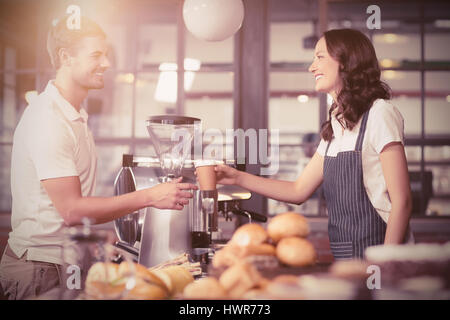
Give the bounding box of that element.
[317,99,414,242]
[8,80,97,265]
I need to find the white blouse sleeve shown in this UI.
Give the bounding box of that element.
[367,99,405,154]
[316,138,328,157]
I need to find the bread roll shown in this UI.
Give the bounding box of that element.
[118,262,167,288]
[153,266,194,296]
[265,281,304,300]
[276,237,316,267]
[126,281,169,300]
[183,277,227,299]
[219,262,262,298]
[257,277,271,290]
[267,212,309,243]
[230,223,268,246]
[272,274,301,285]
[118,262,170,299]
[240,243,276,256]
[212,245,242,269]
[329,259,369,279]
[151,269,173,294]
[212,243,276,269]
[241,288,269,300]
[85,281,126,299]
[84,261,169,300]
[85,262,124,299]
[86,262,120,284]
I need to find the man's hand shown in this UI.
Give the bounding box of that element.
[147,177,198,210]
[41,175,198,226]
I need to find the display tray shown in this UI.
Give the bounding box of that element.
[217,184,251,201]
[206,260,331,280]
[259,262,331,279]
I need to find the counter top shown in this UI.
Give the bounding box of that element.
[2,213,450,231]
[207,261,332,279]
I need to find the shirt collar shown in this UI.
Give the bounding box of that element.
[331,108,364,137]
[44,80,89,122]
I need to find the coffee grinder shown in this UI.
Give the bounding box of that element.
[112,115,267,267]
[139,115,201,267]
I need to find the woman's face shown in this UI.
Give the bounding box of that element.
[308,37,341,100]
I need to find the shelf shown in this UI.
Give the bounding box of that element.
[408,161,450,166]
[432,194,450,200]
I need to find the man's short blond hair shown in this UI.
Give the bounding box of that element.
[46,16,106,69]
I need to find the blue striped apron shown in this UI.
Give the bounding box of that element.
[323,111,387,260]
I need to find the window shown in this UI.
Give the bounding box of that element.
[184,28,234,159]
[268,22,322,216]
[1,0,448,218]
[0,146,12,211]
[185,72,234,132]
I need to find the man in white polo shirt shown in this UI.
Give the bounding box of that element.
[0,16,196,300]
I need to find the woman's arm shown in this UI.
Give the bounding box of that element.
[379,142,413,244]
[215,152,324,204]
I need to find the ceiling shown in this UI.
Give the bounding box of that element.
[1,0,449,66]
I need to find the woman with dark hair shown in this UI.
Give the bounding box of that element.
[210,28,413,260]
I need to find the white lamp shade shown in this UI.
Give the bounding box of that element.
[183,0,244,42]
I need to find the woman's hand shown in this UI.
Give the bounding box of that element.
[214,164,242,185]
[148,177,198,210]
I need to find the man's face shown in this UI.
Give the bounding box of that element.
[68,36,110,90]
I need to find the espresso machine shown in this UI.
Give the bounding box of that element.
[113,115,267,268]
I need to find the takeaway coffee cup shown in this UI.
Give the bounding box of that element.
[195,160,217,190]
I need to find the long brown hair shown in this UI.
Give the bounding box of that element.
[320,29,391,141]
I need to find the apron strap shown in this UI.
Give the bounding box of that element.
[325,108,370,156]
[355,110,370,152]
[324,139,332,157]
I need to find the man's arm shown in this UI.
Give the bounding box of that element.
[41,176,197,226]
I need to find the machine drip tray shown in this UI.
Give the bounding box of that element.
[191,231,210,248]
[191,247,214,276]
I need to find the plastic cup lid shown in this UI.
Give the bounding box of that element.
[194,160,217,167]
